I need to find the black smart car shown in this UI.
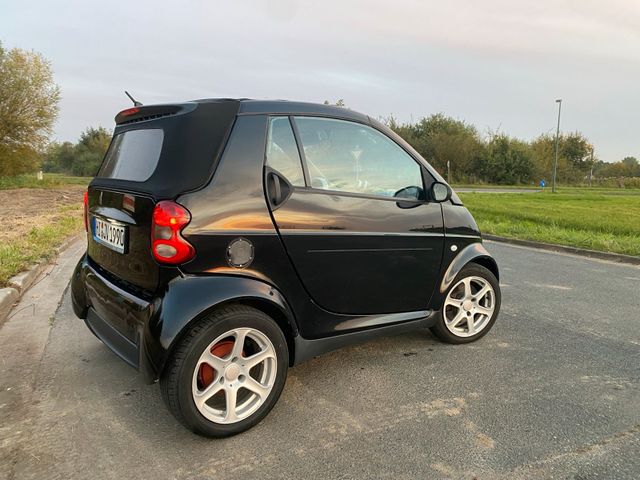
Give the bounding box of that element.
[71,99,501,437]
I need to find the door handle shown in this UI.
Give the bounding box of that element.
[270,171,282,204]
[266,169,291,208]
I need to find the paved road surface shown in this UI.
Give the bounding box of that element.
[1,241,639,479]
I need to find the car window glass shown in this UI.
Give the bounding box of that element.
[265,117,305,187]
[294,117,423,199]
[98,129,164,181]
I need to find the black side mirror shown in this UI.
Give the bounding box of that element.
[394,185,425,209]
[430,182,452,203]
[394,185,424,200]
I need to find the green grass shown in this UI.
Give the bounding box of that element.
[452,183,539,190]
[0,173,91,190]
[460,190,640,256]
[0,206,83,287]
[553,186,640,196]
[453,184,640,194]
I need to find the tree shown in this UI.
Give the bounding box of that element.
[43,127,111,176]
[387,111,636,186]
[0,42,60,176]
[323,99,346,107]
[529,133,592,184]
[621,156,640,176]
[73,127,111,176]
[477,135,534,184]
[389,113,484,182]
[529,134,556,182]
[561,132,592,177]
[596,156,640,178]
[42,141,75,173]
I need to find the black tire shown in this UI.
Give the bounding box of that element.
[430,263,501,344]
[160,305,288,437]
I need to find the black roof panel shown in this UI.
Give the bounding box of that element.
[236,99,370,123]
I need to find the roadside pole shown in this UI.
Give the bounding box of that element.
[589,147,594,187]
[552,99,562,193]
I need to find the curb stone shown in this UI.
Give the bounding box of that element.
[484,234,640,266]
[0,287,19,324]
[8,263,49,293]
[0,233,84,327]
[57,233,83,253]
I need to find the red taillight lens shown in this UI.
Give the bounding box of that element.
[83,190,89,232]
[151,201,195,265]
[118,107,140,117]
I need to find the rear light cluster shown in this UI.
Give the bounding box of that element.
[151,201,195,265]
[83,190,89,232]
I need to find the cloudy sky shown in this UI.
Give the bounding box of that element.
[2,0,638,162]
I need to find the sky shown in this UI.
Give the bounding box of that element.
[1,0,638,162]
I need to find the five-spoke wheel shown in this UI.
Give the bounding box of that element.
[431,263,501,344]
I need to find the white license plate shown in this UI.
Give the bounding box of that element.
[93,217,127,254]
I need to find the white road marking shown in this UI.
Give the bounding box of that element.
[526,282,572,290]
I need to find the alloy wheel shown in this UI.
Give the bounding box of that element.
[191,327,277,424]
[443,275,496,337]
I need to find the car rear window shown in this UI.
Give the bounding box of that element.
[97,129,164,181]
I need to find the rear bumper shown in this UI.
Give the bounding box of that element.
[85,308,139,368]
[71,255,158,383]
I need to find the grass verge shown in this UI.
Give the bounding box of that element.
[460,191,640,256]
[0,173,91,190]
[0,206,83,287]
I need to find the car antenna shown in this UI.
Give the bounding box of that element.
[124,91,143,107]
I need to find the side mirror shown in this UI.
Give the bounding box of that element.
[394,185,425,209]
[394,185,424,200]
[430,182,452,203]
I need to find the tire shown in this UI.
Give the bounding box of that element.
[430,263,501,344]
[160,305,289,437]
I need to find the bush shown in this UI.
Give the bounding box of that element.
[42,127,111,176]
[588,177,640,189]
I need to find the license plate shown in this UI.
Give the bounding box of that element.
[93,217,127,254]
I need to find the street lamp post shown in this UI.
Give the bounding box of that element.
[589,146,594,188]
[552,99,562,193]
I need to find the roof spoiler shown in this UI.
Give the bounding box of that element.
[114,103,197,125]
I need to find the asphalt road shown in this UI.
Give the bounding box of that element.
[3,241,640,479]
[455,188,541,193]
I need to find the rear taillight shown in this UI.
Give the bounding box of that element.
[151,201,195,265]
[83,190,89,232]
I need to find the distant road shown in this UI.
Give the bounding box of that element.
[455,187,541,193]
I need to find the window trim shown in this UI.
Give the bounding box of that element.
[289,115,429,202]
[255,111,449,203]
[288,115,311,187]
[97,127,164,183]
[263,115,307,188]
[291,185,425,204]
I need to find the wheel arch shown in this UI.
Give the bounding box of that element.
[469,255,499,282]
[440,242,499,295]
[235,297,297,366]
[150,275,298,379]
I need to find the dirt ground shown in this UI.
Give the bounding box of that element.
[0,186,85,244]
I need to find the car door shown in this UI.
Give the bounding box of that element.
[265,115,444,315]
